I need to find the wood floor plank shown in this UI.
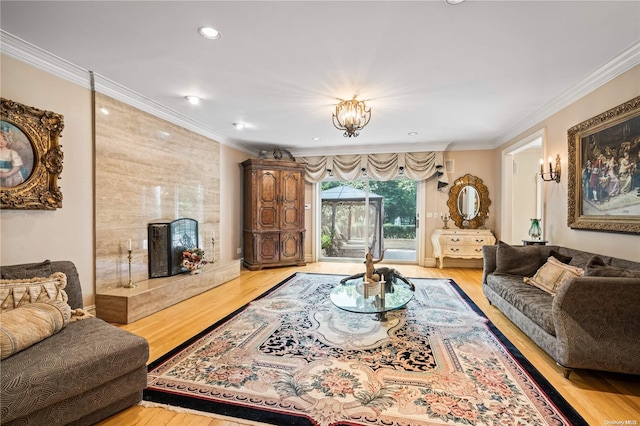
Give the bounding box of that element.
[97,263,640,426]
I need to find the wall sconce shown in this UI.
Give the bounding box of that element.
[540,154,561,183]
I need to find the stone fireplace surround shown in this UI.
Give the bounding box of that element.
[93,93,239,323]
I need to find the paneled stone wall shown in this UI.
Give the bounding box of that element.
[94,93,220,293]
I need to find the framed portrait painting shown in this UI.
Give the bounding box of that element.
[567,96,640,234]
[0,98,64,210]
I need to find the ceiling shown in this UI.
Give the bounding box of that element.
[1,1,639,157]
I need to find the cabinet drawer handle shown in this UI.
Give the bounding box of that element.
[449,248,460,252]
[475,238,484,243]
[475,248,482,252]
[450,238,460,242]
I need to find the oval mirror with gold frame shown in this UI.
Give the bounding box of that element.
[446,174,491,229]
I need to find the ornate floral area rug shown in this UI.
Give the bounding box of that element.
[144,273,586,426]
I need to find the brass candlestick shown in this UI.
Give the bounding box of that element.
[124,249,136,288]
[441,214,450,229]
[210,237,217,263]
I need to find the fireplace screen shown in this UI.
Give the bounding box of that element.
[148,218,199,278]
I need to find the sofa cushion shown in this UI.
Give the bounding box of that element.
[554,247,613,269]
[0,317,149,423]
[495,241,545,277]
[585,256,640,278]
[0,260,51,279]
[486,274,556,336]
[548,249,572,264]
[0,272,68,312]
[524,257,584,295]
[0,300,71,360]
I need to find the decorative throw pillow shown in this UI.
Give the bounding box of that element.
[547,250,572,265]
[0,260,52,280]
[0,272,68,312]
[495,241,544,277]
[524,257,584,295]
[0,299,71,360]
[585,256,640,278]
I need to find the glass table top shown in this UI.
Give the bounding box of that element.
[330,276,415,316]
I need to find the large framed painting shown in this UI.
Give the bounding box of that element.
[567,96,640,234]
[0,98,64,210]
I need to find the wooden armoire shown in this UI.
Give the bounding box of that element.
[242,159,306,270]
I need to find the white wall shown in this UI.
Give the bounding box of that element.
[512,149,542,242]
[1,54,95,305]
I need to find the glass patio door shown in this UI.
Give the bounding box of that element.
[320,178,417,263]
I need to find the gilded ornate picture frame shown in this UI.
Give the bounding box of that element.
[567,96,640,234]
[1,98,64,210]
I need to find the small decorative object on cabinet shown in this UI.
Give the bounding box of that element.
[242,158,306,270]
[528,218,542,240]
[431,229,496,269]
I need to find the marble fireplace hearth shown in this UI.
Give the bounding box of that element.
[95,260,240,324]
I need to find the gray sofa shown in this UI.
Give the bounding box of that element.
[482,243,640,378]
[1,261,149,425]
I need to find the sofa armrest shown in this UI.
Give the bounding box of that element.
[481,245,497,285]
[552,276,640,374]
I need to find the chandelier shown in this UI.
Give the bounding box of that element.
[332,96,371,137]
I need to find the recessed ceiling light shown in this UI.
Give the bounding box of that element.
[99,107,110,115]
[408,132,418,136]
[198,26,221,40]
[445,0,465,4]
[312,137,321,141]
[233,122,246,130]
[185,95,201,105]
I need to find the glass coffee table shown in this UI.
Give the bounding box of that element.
[330,276,415,321]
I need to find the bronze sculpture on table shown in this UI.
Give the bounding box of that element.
[340,248,415,291]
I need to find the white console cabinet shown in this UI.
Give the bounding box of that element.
[431,229,496,269]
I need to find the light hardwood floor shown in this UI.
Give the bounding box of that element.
[98,263,640,426]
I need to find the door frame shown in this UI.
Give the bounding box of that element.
[501,128,545,244]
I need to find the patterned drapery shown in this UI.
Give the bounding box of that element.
[297,151,448,189]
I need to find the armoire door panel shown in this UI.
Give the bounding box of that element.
[281,205,299,229]
[259,171,278,203]
[281,233,300,260]
[257,234,279,262]
[281,172,300,202]
[259,206,277,229]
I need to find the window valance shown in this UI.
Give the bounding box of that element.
[297,152,448,190]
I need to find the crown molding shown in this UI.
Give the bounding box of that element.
[491,40,640,148]
[0,30,258,156]
[1,30,92,89]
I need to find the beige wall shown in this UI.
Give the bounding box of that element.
[495,65,640,262]
[421,150,497,266]
[440,150,497,231]
[1,54,95,306]
[220,145,251,261]
[1,54,250,305]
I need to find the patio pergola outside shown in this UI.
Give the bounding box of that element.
[321,185,384,258]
